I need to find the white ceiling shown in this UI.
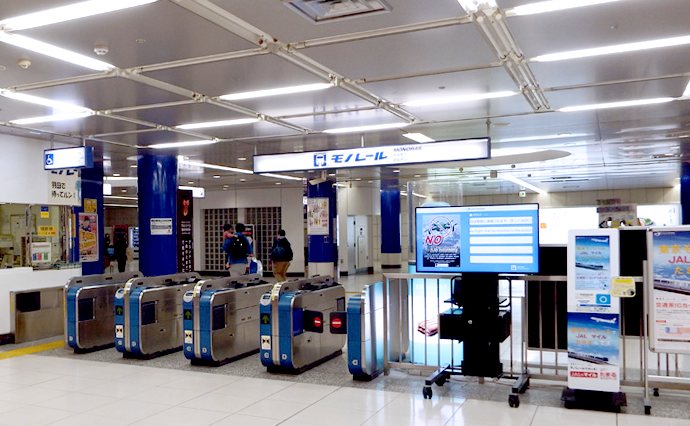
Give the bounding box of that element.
[0,0,688,202]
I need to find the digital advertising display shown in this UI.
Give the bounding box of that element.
[415,204,539,274]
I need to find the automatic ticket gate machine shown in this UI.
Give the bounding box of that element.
[115,272,201,358]
[260,276,348,373]
[182,274,272,365]
[64,271,143,352]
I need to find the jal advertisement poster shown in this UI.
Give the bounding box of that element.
[78,212,98,262]
[567,229,620,392]
[567,312,621,392]
[419,212,462,269]
[649,228,690,354]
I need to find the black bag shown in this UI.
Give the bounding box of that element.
[270,244,286,261]
[227,236,248,259]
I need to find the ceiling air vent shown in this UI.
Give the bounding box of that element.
[282,0,392,24]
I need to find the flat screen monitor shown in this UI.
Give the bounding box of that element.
[415,204,540,274]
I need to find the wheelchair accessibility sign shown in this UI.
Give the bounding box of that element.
[45,154,54,166]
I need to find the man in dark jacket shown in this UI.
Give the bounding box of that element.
[223,223,252,276]
[270,229,293,282]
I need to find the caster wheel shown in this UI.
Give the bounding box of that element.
[423,386,432,399]
[508,394,520,408]
[653,388,659,397]
[644,406,651,415]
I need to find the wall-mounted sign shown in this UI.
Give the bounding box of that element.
[44,146,93,170]
[40,206,50,218]
[37,226,57,237]
[178,186,205,198]
[253,138,490,173]
[47,169,81,206]
[84,198,97,213]
[150,218,173,235]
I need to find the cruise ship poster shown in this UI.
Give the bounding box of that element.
[651,230,690,352]
[574,236,611,292]
[567,312,620,392]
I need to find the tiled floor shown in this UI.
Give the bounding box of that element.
[1,269,689,425]
[0,349,689,426]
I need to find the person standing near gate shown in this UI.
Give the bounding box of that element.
[270,229,293,282]
[223,223,252,276]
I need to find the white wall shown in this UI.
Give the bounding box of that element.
[0,134,72,204]
[193,187,305,273]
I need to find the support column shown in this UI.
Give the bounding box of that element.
[138,153,178,276]
[380,176,402,268]
[307,181,337,277]
[682,161,690,224]
[79,166,104,275]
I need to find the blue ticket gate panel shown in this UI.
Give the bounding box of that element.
[64,272,143,352]
[115,272,201,358]
[347,281,386,381]
[260,276,346,373]
[182,274,271,365]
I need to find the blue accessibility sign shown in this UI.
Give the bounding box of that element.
[45,153,54,166]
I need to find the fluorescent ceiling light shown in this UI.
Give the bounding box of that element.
[0,32,115,71]
[259,173,304,181]
[559,98,674,112]
[684,79,690,98]
[0,0,158,31]
[403,133,435,143]
[104,195,137,200]
[105,176,138,182]
[0,91,91,113]
[323,123,410,134]
[403,91,517,107]
[501,173,548,195]
[532,35,690,62]
[148,140,217,149]
[178,158,253,174]
[457,0,497,13]
[219,83,332,101]
[176,118,259,130]
[10,111,94,124]
[104,204,137,208]
[495,133,587,143]
[508,0,620,16]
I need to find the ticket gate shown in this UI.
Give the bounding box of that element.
[182,274,272,365]
[115,272,201,358]
[64,271,143,352]
[260,276,347,373]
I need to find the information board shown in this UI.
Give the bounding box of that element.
[415,204,539,273]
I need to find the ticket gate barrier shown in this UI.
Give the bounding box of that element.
[115,272,201,358]
[347,280,409,381]
[182,274,271,365]
[260,276,347,374]
[64,271,143,352]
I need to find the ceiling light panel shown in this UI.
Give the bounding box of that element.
[283,0,392,24]
[507,0,621,17]
[0,0,159,31]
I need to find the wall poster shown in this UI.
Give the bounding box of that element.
[648,227,690,354]
[567,229,620,392]
[307,198,329,235]
[79,212,98,262]
[177,190,193,272]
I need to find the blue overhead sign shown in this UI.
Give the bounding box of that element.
[44,146,94,170]
[253,138,490,173]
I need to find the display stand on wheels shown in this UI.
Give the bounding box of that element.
[422,274,529,407]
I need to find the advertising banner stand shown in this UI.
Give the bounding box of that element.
[563,229,626,412]
[644,226,690,415]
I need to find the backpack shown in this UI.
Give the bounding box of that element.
[270,244,286,261]
[227,236,248,259]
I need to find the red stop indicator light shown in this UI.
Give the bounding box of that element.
[314,317,322,327]
[332,318,342,329]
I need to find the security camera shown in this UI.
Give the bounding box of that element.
[94,45,109,56]
[18,59,31,69]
